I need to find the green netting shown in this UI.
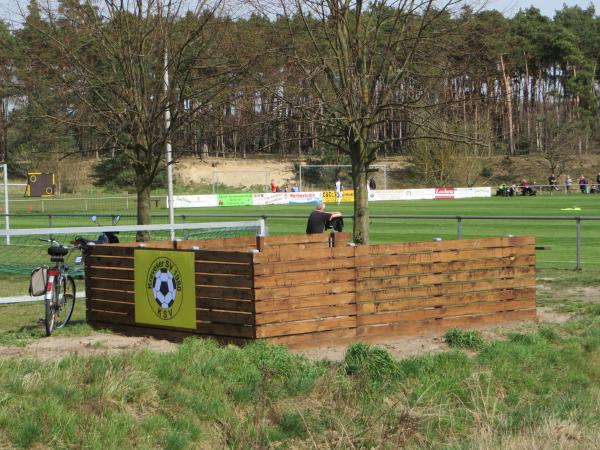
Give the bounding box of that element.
[0,223,263,276]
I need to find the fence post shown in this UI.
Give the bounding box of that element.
[457,216,462,240]
[576,217,582,271]
[3,163,10,245]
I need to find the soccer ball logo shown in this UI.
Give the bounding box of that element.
[152,268,177,309]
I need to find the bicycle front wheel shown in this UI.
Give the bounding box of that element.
[55,275,76,329]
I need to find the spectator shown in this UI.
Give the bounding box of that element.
[596,172,600,193]
[368,177,376,190]
[306,203,342,234]
[520,179,535,196]
[270,179,277,193]
[548,174,559,191]
[565,175,573,193]
[291,184,299,192]
[579,175,588,194]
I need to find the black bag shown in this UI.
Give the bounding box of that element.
[326,217,344,232]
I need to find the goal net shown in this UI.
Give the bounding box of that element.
[299,164,388,192]
[0,220,266,276]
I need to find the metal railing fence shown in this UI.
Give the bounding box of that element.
[2,212,598,271]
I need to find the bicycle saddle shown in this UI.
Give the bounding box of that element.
[48,246,69,257]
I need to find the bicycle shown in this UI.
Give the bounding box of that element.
[39,238,80,336]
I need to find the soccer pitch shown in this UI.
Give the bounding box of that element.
[3,193,600,271]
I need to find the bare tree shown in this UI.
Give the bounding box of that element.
[37,0,232,237]
[255,0,464,243]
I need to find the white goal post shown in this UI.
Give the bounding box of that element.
[298,164,388,192]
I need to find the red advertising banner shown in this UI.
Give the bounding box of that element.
[435,188,455,199]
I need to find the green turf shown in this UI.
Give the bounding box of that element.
[2,193,600,279]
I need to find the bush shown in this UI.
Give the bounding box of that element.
[444,328,485,350]
[344,342,398,380]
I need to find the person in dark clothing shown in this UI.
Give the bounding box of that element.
[306,203,342,234]
[368,177,376,190]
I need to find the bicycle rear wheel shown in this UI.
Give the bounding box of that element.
[55,275,76,329]
[44,296,56,336]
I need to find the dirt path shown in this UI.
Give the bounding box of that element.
[0,334,176,361]
[0,305,573,362]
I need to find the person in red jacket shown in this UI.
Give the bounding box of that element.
[270,179,277,193]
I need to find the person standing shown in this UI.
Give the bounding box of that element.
[306,203,342,234]
[270,179,277,193]
[595,172,600,193]
[335,179,342,205]
[548,174,558,191]
[565,175,573,193]
[579,175,588,194]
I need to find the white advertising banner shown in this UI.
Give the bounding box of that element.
[368,187,490,202]
[252,193,289,206]
[454,187,492,199]
[288,191,323,204]
[369,189,436,201]
[170,194,219,208]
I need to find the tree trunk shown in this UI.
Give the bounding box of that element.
[136,172,152,242]
[350,135,369,245]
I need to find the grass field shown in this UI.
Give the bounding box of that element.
[2,270,600,448]
[3,194,600,448]
[3,193,600,276]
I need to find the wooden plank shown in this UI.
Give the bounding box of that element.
[356,255,535,279]
[253,256,355,276]
[356,309,537,338]
[88,288,134,302]
[256,316,356,338]
[196,285,254,301]
[89,299,134,314]
[88,267,134,281]
[357,288,535,314]
[256,304,356,325]
[254,281,355,301]
[197,298,254,313]
[356,298,535,326]
[355,236,535,256]
[195,322,255,338]
[356,278,536,302]
[196,273,253,288]
[254,292,356,313]
[91,309,255,338]
[89,309,133,325]
[356,266,535,291]
[354,246,534,268]
[198,309,254,326]
[88,288,255,313]
[254,246,355,264]
[195,250,253,263]
[87,321,251,345]
[195,262,252,275]
[254,268,356,288]
[88,277,134,291]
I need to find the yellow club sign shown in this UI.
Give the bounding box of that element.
[134,249,196,329]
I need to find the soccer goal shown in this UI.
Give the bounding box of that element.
[0,219,267,276]
[298,164,388,192]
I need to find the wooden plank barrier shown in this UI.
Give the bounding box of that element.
[85,233,536,348]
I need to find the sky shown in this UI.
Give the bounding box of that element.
[0,0,596,25]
